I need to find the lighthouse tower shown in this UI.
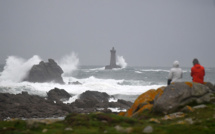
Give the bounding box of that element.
[105,47,121,69]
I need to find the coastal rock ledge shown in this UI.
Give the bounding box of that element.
[0,89,133,120]
[153,82,212,114]
[120,82,215,117]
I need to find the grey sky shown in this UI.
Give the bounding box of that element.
[0,0,215,67]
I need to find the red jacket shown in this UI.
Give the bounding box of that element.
[191,64,205,84]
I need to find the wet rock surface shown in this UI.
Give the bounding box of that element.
[0,91,71,120]
[23,59,64,84]
[47,88,71,102]
[0,89,132,120]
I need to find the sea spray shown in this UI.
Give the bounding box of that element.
[0,64,204,103]
[0,55,41,82]
[58,52,79,76]
[117,56,127,68]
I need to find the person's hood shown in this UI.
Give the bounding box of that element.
[194,64,201,69]
[173,61,179,68]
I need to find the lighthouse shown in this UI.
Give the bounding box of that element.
[105,47,121,69]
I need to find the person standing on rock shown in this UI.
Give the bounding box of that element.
[191,58,205,84]
[167,61,183,85]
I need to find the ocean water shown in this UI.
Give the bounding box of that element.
[0,55,215,103]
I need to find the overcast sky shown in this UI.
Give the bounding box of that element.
[0,0,215,67]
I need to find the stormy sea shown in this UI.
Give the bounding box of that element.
[0,54,215,104]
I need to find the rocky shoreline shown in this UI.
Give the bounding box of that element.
[1,81,215,122]
[0,88,132,120]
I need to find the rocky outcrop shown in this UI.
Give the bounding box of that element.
[68,81,82,85]
[24,59,64,84]
[0,92,72,120]
[0,90,132,120]
[47,88,71,102]
[120,82,214,117]
[153,82,212,114]
[72,91,110,108]
[70,91,132,112]
[119,87,164,117]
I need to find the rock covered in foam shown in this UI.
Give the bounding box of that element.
[70,90,132,112]
[23,59,64,84]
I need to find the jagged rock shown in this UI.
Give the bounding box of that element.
[0,89,133,120]
[68,81,82,85]
[47,88,71,102]
[153,82,212,114]
[0,92,72,120]
[70,90,132,112]
[24,59,64,84]
[73,91,110,108]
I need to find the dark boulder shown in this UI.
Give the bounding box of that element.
[108,99,133,110]
[24,59,64,84]
[72,91,110,108]
[47,88,71,102]
[0,92,72,120]
[70,90,133,112]
[68,81,82,85]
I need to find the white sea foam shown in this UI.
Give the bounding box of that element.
[0,55,165,103]
[0,75,164,101]
[89,67,105,71]
[141,69,169,72]
[0,52,79,83]
[135,71,142,74]
[58,52,79,76]
[0,55,41,82]
[116,55,127,68]
[109,97,118,102]
[63,95,80,104]
[107,107,127,112]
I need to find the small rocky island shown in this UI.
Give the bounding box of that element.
[23,59,64,84]
[105,47,121,70]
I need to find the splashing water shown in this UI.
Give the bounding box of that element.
[117,55,127,68]
[58,52,79,76]
[0,55,42,82]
